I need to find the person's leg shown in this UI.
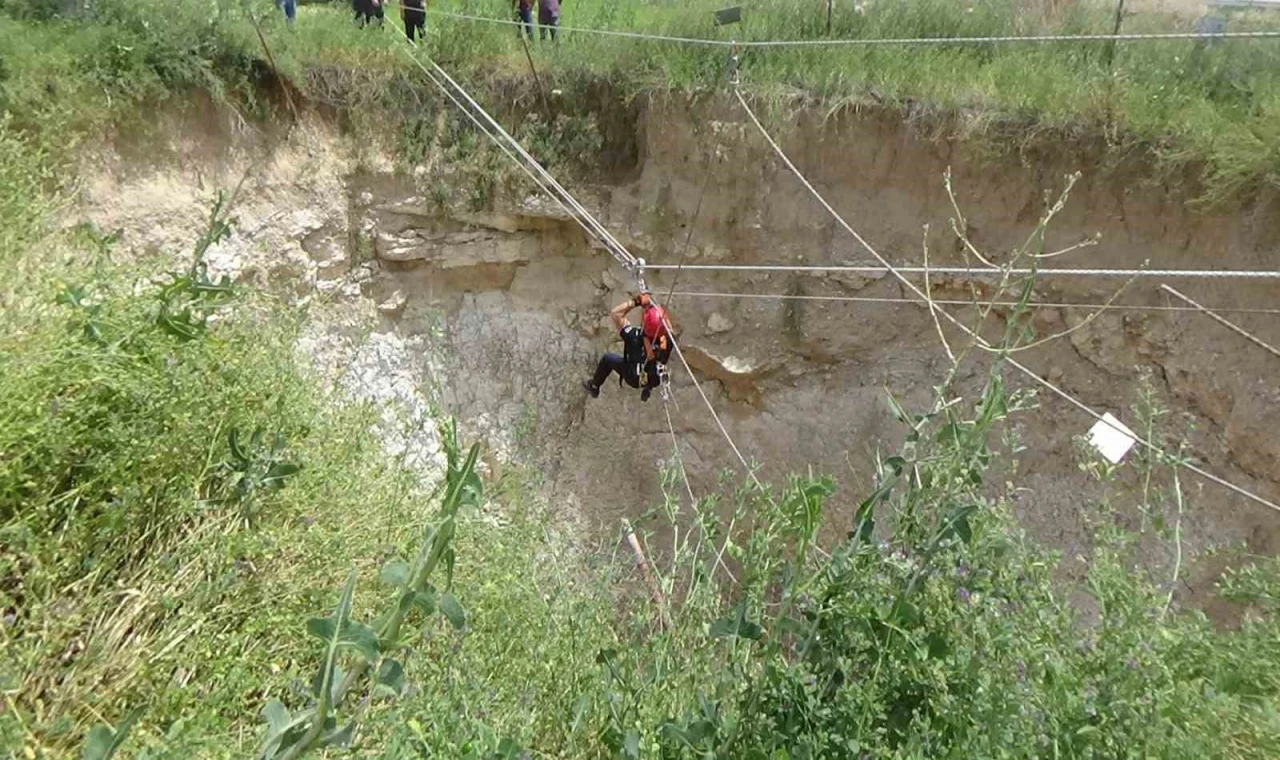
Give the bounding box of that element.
[549,14,558,42]
[284,0,296,24]
[538,7,550,40]
[521,8,534,39]
[589,353,626,389]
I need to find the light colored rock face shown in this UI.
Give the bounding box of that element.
[76,97,1280,600]
[706,312,734,334]
[300,315,447,479]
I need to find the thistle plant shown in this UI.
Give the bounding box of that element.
[258,420,482,760]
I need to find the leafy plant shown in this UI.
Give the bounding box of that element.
[259,571,362,760]
[80,710,141,760]
[220,425,304,520]
[258,420,483,760]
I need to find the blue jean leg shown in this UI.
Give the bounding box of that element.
[516,8,534,39]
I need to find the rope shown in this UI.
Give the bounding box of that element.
[664,157,714,309]
[399,47,641,276]
[397,42,770,498]
[398,51,588,244]
[1160,284,1280,361]
[668,289,1280,317]
[426,9,1280,47]
[663,400,699,509]
[663,397,740,585]
[666,325,767,494]
[645,263,1280,279]
[733,86,1280,516]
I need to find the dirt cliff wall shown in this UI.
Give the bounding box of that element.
[76,90,1280,604]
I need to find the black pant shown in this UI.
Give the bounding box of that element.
[354,0,384,26]
[403,11,425,41]
[592,353,637,389]
[591,352,668,391]
[538,10,559,41]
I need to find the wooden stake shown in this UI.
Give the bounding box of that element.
[622,519,671,630]
[248,10,300,122]
[1104,0,1127,68]
[520,35,552,119]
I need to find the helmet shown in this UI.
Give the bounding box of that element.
[642,303,668,340]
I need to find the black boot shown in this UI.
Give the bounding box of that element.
[640,387,651,402]
[583,379,600,398]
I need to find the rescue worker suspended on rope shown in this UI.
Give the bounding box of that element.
[583,290,673,402]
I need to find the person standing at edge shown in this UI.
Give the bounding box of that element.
[514,0,534,40]
[276,0,296,26]
[538,0,560,41]
[402,0,426,42]
[353,0,384,27]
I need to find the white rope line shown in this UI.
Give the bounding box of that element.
[663,394,742,585]
[663,399,699,509]
[1161,284,1280,361]
[397,49,591,242]
[397,41,770,498]
[646,263,1280,279]
[427,9,1280,47]
[402,56,622,264]
[668,289,1280,316]
[400,49,640,274]
[666,323,767,494]
[734,86,1280,516]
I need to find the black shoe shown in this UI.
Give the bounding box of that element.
[640,387,651,402]
[582,380,599,398]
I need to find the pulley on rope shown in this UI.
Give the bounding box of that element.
[629,256,649,292]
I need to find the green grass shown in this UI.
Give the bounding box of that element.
[5,0,1280,204]
[5,2,1280,758]
[272,0,1280,205]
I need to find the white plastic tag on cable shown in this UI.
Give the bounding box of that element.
[1088,412,1138,464]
